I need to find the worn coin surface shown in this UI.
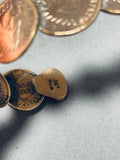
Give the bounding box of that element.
[4,69,44,111]
[0,73,10,107]
[33,68,68,101]
[33,0,101,36]
[0,0,39,63]
[102,0,120,14]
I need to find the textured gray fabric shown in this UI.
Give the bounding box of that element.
[0,2,120,159]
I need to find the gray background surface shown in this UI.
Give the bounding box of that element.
[0,1,120,160]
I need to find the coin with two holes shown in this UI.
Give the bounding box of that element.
[34,0,101,36]
[0,0,39,63]
[4,69,44,111]
[0,73,10,107]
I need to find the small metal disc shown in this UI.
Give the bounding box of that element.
[33,0,101,36]
[32,68,68,101]
[0,0,39,63]
[0,73,10,107]
[102,0,120,14]
[4,69,44,111]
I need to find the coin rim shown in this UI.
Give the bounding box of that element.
[101,0,120,14]
[101,8,120,14]
[0,73,11,107]
[39,0,101,36]
[4,69,45,111]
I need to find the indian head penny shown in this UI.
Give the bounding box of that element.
[0,73,10,107]
[0,0,39,63]
[34,0,101,36]
[4,69,44,111]
[102,0,120,14]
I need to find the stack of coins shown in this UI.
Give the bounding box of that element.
[0,68,68,111]
[0,0,119,63]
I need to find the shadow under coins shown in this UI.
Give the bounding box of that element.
[0,100,46,160]
[0,96,68,159]
[34,62,120,109]
[1,61,120,159]
[68,62,120,99]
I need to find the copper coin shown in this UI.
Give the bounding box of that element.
[102,0,120,14]
[0,73,10,107]
[4,69,44,111]
[32,68,68,101]
[0,0,39,63]
[33,0,101,36]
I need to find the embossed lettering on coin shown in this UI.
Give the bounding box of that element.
[0,0,38,63]
[34,0,101,36]
[0,73,10,107]
[4,69,44,111]
[33,68,68,101]
[102,0,120,14]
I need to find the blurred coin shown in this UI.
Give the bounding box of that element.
[32,68,68,101]
[4,69,44,111]
[0,73,10,107]
[33,0,101,36]
[0,0,39,63]
[102,0,120,14]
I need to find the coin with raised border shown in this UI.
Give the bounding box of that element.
[0,0,39,63]
[102,0,120,14]
[4,69,44,111]
[33,0,101,36]
[0,73,10,107]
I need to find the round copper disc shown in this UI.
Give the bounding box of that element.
[34,0,101,36]
[0,0,39,63]
[102,0,120,14]
[4,69,44,111]
[0,73,10,107]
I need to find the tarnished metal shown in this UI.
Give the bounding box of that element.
[4,69,44,111]
[33,68,68,101]
[0,73,10,107]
